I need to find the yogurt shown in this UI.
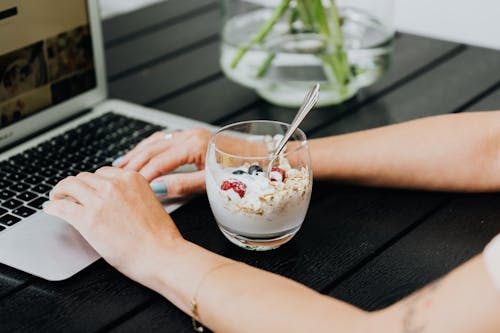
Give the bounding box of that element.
[206,158,312,238]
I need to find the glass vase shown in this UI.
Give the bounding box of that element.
[220,0,395,107]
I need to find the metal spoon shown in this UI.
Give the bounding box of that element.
[266,83,320,176]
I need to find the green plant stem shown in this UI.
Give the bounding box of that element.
[310,0,350,97]
[296,0,314,30]
[288,5,299,31]
[329,0,344,48]
[329,0,351,84]
[256,53,276,78]
[230,0,291,69]
[229,0,353,102]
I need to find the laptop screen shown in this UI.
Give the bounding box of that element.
[0,0,96,130]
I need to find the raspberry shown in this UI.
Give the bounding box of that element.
[221,180,247,198]
[270,167,286,182]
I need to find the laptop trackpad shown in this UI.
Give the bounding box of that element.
[0,212,100,281]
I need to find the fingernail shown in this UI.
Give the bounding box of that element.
[112,156,125,167]
[150,181,167,196]
[42,200,50,208]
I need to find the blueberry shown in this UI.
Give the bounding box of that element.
[248,165,263,175]
[232,169,247,175]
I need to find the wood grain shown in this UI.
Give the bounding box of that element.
[328,194,500,311]
[103,0,216,45]
[106,9,220,79]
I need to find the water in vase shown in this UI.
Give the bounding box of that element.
[221,7,394,107]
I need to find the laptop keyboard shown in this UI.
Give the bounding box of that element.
[0,112,165,232]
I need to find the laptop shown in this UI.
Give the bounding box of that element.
[0,0,214,280]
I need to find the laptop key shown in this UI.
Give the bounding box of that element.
[17,191,39,202]
[57,170,75,178]
[2,199,23,210]
[0,164,17,174]
[21,165,38,174]
[28,197,48,210]
[53,160,72,170]
[9,172,27,182]
[0,190,16,201]
[0,179,13,189]
[0,225,4,232]
[24,175,44,185]
[0,207,7,216]
[0,214,21,227]
[72,162,93,172]
[45,177,60,186]
[9,182,31,193]
[12,206,36,219]
[87,156,106,165]
[32,184,52,194]
[37,167,56,178]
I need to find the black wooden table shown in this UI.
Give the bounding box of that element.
[2,1,500,331]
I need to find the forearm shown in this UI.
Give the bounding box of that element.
[140,241,500,333]
[309,111,500,191]
[144,241,369,333]
[374,255,500,333]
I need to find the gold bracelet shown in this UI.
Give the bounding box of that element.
[191,262,235,332]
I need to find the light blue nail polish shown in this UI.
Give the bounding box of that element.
[150,181,167,196]
[112,156,125,167]
[42,201,50,208]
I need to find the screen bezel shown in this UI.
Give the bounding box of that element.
[0,0,107,150]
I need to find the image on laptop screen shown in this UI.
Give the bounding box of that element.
[0,0,96,129]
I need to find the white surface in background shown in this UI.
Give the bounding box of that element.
[395,0,500,50]
[99,0,165,18]
[99,0,500,50]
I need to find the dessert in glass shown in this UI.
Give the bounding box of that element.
[206,120,312,251]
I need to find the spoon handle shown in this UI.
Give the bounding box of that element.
[272,83,320,158]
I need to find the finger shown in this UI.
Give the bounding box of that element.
[76,171,109,189]
[94,166,130,179]
[123,139,173,171]
[150,170,205,198]
[139,151,186,181]
[44,199,86,230]
[94,167,146,188]
[51,176,97,206]
[117,131,166,167]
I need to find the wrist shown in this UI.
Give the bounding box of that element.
[143,237,189,287]
[142,240,233,314]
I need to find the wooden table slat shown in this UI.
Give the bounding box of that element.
[221,34,462,134]
[0,261,157,332]
[314,46,500,137]
[154,77,259,124]
[106,9,220,79]
[329,194,500,311]
[103,0,216,45]
[0,266,31,299]
[146,34,460,130]
[469,84,500,111]
[109,41,220,105]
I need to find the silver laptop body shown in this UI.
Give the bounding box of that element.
[0,0,212,280]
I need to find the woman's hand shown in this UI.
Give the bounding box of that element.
[114,128,212,198]
[43,167,186,283]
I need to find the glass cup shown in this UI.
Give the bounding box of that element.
[205,120,312,251]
